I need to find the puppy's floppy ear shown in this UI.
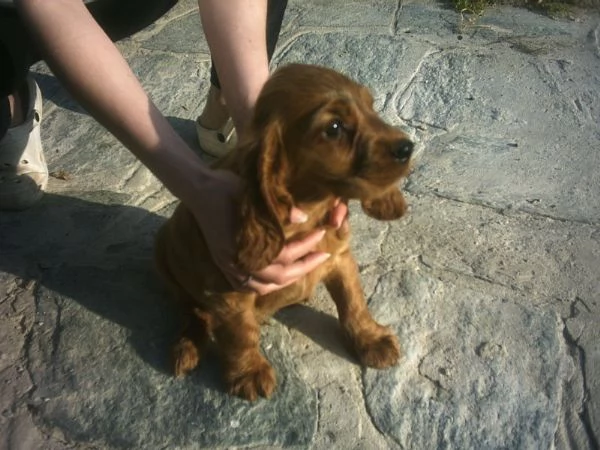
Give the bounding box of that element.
[361,187,408,221]
[236,120,293,273]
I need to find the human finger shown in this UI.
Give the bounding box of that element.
[290,206,308,224]
[271,229,326,265]
[329,198,348,229]
[248,251,331,294]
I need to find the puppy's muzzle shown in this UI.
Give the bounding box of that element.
[392,139,414,163]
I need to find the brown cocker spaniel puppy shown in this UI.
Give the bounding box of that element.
[155,64,414,401]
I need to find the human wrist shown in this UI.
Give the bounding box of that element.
[141,140,213,206]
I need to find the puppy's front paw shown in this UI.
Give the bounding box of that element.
[354,327,402,369]
[227,358,277,401]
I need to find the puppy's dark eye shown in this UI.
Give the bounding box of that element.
[324,119,344,139]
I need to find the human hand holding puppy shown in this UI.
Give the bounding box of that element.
[190,168,348,295]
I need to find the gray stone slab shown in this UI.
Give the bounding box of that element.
[125,0,200,45]
[275,32,434,119]
[564,316,600,449]
[276,284,396,450]
[393,2,467,37]
[400,44,600,223]
[370,192,600,447]
[2,1,600,448]
[283,0,398,29]
[140,10,210,55]
[381,195,600,303]
[127,52,208,115]
[364,269,569,450]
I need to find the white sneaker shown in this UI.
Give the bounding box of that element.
[196,116,238,158]
[0,76,48,210]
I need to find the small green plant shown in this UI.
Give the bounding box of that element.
[452,0,575,18]
[533,2,573,17]
[453,0,490,15]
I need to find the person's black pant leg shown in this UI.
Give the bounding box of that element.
[0,0,176,140]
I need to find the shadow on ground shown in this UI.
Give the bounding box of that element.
[1,192,351,446]
[0,192,177,374]
[1,192,355,376]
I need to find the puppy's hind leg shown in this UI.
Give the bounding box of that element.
[156,226,208,376]
[173,309,212,377]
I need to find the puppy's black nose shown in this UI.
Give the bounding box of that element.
[392,139,414,162]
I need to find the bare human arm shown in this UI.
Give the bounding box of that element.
[15,0,341,295]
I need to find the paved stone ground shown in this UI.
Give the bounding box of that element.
[1,1,599,449]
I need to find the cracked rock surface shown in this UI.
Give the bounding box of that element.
[1,1,599,449]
